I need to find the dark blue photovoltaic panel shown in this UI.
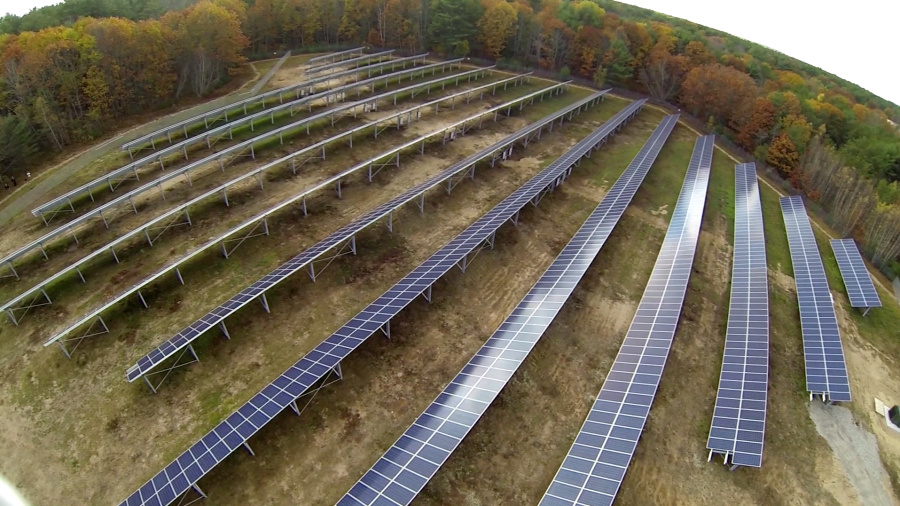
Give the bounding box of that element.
[125,84,590,383]
[780,196,851,402]
[336,115,680,506]
[706,162,768,468]
[830,238,881,309]
[119,97,647,506]
[539,134,715,506]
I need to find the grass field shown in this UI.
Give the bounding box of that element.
[0,60,898,506]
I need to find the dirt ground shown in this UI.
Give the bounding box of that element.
[2,73,900,506]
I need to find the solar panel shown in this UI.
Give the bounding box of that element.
[336,114,679,506]
[305,47,365,67]
[125,84,600,385]
[304,49,395,76]
[119,98,647,506]
[540,134,715,506]
[51,84,592,360]
[706,162,769,469]
[830,238,881,310]
[779,195,851,402]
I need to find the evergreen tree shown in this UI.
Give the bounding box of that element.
[427,0,482,56]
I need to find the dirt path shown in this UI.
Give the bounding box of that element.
[808,402,894,506]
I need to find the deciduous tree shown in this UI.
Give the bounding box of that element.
[477,0,517,59]
[639,42,686,101]
[766,132,800,178]
[736,97,776,150]
[680,63,757,130]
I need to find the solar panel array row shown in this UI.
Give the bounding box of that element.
[9,58,443,275]
[114,57,459,180]
[304,49,394,76]
[337,114,679,506]
[30,54,438,223]
[46,81,577,355]
[706,162,769,468]
[779,195,851,402]
[118,47,379,152]
[304,47,365,67]
[124,82,579,382]
[830,238,881,309]
[3,65,496,323]
[540,134,714,506]
[31,55,428,216]
[119,96,643,506]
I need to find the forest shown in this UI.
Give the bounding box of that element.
[1,0,899,272]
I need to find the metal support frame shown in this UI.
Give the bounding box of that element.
[220,217,270,258]
[367,152,401,182]
[291,146,326,175]
[141,344,200,393]
[104,167,141,194]
[56,316,109,359]
[307,236,357,282]
[37,197,78,227]
[445,164,477,194]
[4,288,52,325]
[287,363,343,417]
[457,233,497,274]
[172,483,207,506]
[1,261,19,280]
[144,209,193,247]
[706,449,740,471]
[862,307,872,317]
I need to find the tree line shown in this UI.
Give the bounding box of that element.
[0,0,246,171]
[1,0,899,271]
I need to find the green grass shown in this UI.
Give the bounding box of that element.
[760,179,792,275]
[707,149,735,244]
[814,222,900,361]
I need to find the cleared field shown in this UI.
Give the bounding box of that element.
[0,66,898,506]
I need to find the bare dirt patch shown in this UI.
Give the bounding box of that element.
[808,402,894,506]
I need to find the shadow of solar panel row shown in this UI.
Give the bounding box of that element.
[706,162,769,468]
[119,94,641,506]
[830,238,881,309]
[337,114,679,506]
[540,134,714,506]
[125,86,610,384]
[779,196,851,402]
